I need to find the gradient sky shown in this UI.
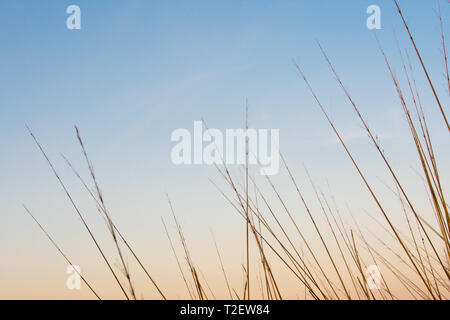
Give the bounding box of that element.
[0,0,449,299]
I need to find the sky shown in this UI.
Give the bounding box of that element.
[0,0,449,299]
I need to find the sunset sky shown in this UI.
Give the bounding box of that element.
[0,0,449,299]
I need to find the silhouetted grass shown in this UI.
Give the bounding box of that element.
[25,1,449,300]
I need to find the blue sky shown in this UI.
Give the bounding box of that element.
[0,0,449,298]
[1,0,447,168]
